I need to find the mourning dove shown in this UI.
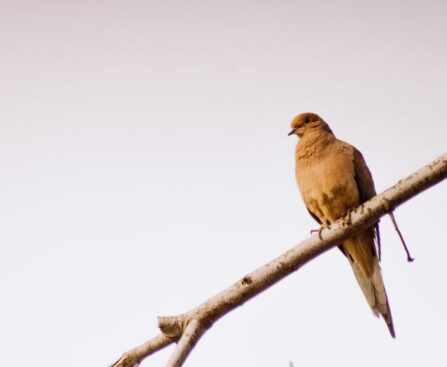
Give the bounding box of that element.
[289,112,395,337]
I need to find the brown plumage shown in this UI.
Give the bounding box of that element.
[289,112,395,337]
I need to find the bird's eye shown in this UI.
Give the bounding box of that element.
[304,118,310,124]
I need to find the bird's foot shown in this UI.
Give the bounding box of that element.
[311,223,331,240]
[341,208,354,227]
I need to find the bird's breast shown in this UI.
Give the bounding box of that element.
[295,152,360,222]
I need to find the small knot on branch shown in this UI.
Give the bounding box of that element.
[158,315,188,339]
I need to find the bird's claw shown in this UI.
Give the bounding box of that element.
[311,223,331,240]
[341,208,354,227]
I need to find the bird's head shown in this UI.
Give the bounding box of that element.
[288,112,332,137]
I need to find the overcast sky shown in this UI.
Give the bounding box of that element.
[1,1,446,366]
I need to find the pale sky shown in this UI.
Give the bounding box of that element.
[1,1,446,366]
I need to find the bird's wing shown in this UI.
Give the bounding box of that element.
[307,208,322,224]
[352,148,381,256]
[353,148,376,201]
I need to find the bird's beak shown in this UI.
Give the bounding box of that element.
[288,128,297,136]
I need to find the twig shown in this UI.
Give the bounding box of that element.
[389,211,415,262]
[166,319,206,367]
[108,333,172,367]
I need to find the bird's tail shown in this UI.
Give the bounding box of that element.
[344,233,395,338]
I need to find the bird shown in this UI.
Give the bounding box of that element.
[288,112,395,337]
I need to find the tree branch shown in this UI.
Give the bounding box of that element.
[109,153,447,367]
[109,334,172,367]
[165,319,206,367]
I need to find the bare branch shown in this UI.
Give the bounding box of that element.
[388,211,415,262]
[108,333,172,367]
[109,153,447,367]
[166,319,206,367]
